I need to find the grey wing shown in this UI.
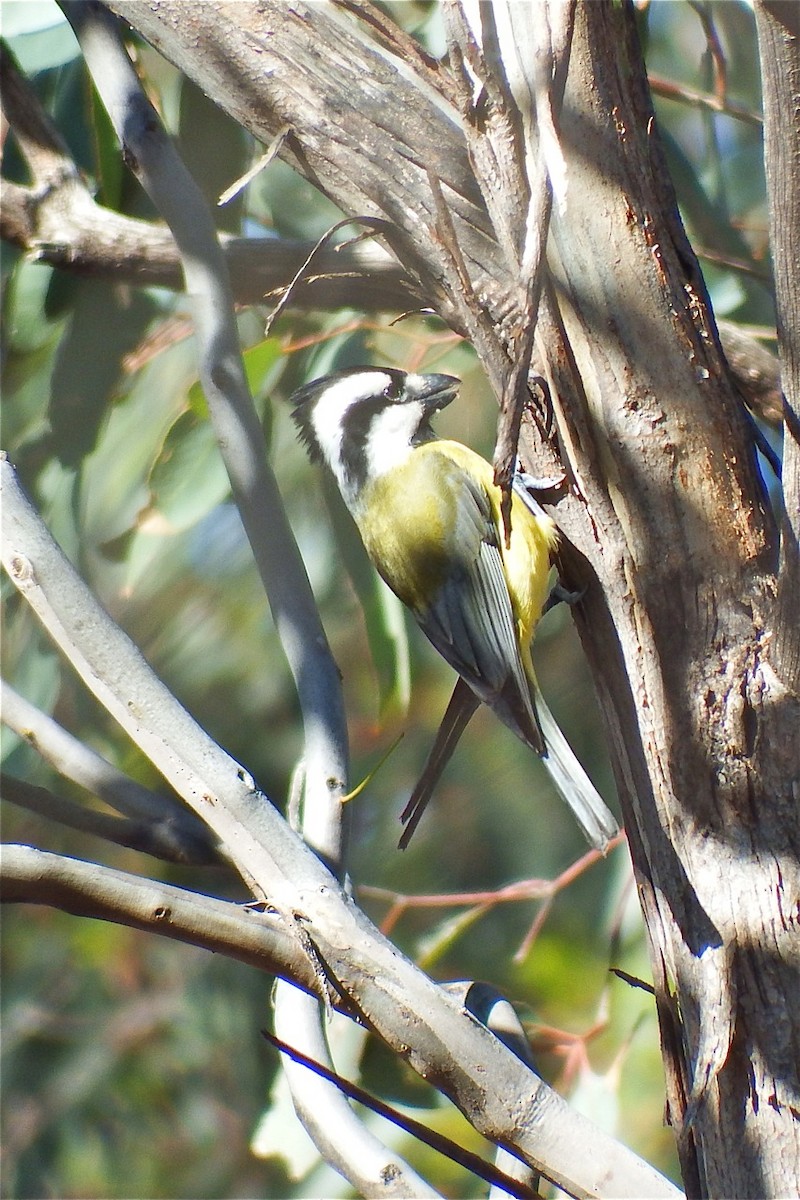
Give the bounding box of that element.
[416,477,545,753]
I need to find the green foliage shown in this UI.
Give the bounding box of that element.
[0,1,771,1196]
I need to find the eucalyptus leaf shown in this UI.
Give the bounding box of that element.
[145,409,231,533]
[3,4,78,72]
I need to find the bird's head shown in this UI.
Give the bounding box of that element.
[290,367,460,503]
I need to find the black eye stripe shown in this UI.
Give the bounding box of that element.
[340,396,391,491]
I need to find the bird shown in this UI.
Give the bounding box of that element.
[290,366,619,851]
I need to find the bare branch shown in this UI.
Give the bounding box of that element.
[0,38,417,308]
[63,1,350,865]
[0,844,320,989]
[2,453,287,896]
[0,37,81,184]
[102,0,510,339]
[716,319,783,427]
[647,73,763,127]
[63,7,369,1182]
[479,0,574,522]
[445,982,542,1200]
[1,680,217,861]
[1,776,220,865]
[272,993,442,1199]
[1,453,678,1199]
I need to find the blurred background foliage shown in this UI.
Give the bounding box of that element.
[1,1,775,1196]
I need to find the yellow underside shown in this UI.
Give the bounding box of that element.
[356,439,558,662]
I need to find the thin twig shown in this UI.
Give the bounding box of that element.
[264,1031,539,1200]
[263,215,389,337]
[1,680,215,854]
[218,125,290,206]
[362,833,624,945]
[648,74,762,128]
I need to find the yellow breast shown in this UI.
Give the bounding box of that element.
[354,440,558,649]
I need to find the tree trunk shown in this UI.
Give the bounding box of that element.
[536,7,800,1196]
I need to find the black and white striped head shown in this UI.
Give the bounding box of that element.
[290,367,460,505]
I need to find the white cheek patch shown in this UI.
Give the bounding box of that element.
[311,371,392,476]
[364,401,425,478]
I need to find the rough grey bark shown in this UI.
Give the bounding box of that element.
[533,11,799,1198]
[755,0,800,684]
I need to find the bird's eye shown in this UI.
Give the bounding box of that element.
[383,375,403,402]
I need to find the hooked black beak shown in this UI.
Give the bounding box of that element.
[414,373,461,413]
